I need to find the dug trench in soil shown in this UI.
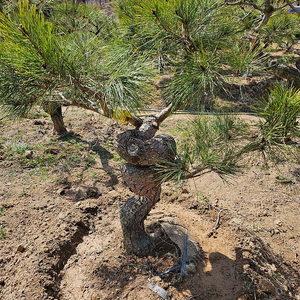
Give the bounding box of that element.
[56,200,300,300]
[1,109,300,299]
[0,193,95,300]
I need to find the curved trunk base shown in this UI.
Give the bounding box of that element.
[120,194,160,256]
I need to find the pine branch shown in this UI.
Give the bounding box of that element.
[45,93,106,116]
[226,0,286,12]
[75,81,142,127]
[183,165,211,179]
[225,1,265,12]
[273,3,288,12]
[18,24,47,64]
[285,0,300,16]
[151,9,188,45]
[156,103,173,125]
[225,0,287,31]
[10,22,142,126]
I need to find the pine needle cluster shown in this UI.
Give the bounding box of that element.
[155,107,299,183]
[0,0,155,120]
[0,0,300,183]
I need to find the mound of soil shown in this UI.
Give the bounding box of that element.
[0,109,299,299]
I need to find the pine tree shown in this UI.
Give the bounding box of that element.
[112,0,300,255]
[0,0,154,133]
[1,0,300,256]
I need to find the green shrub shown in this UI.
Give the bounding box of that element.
[257,83,300,141]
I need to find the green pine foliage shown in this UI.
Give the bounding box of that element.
[155,82,300,183]
[155,106,299,183]
[163,49,223,110]
[0,0,300,185]
[259,12,300,48]
[257,83,300,140]
[115,0,242,109]
[0,0,155,119]
[48,1,115,38]
[154,114,251,182]
[224,40,265,76]
[115,0,290,110]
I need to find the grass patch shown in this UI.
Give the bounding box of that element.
[277,54,297,65]
[10,142,32,155]
[112,154,127,164]
[0,225,6,238]
[196,192,211,214]
[84,154,96,166]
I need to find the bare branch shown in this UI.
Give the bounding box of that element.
[285,0,300,16]
[225,1,264,12]
[45,94,107,116]
[254,11,272,31]
[267,62,300,90]
[213,209,228,230]
[273,3,288,12]
[151,9,188,43]
[182,165,211,179]
[48,92,143,127]
[156,103,173,125]
[226,0,287,32]
[225,0,289,13]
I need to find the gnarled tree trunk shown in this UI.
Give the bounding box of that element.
[114,111,176,256]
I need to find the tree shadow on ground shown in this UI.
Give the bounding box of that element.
[89,138,119,186]
[92,235,300,300]
[58,133,118,186]
[92,235,184,297]
[174,237,299,300]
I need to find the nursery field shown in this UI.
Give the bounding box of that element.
[0,108,299,300]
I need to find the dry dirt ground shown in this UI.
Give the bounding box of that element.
[0,108,300,300]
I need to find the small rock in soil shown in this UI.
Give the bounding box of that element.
[57,188,66,195]
[32,120,44,126]
[84,186,100,198]
[0,278,5,286]
[24,150,33,159]
[16,245,26,253]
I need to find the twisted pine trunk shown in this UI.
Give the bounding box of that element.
[114,114,176,256]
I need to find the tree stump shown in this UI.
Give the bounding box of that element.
[114,115,176,256]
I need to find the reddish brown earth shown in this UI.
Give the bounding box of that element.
[0,108,299,300]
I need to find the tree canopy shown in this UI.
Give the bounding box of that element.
[0,0,155,127]
[0,0,300,180]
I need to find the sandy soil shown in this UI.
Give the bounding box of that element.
[0,108,299,300]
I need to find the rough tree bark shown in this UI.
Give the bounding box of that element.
[114,107,176,256]
[268,62,300,90]
[49,106,68,135]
